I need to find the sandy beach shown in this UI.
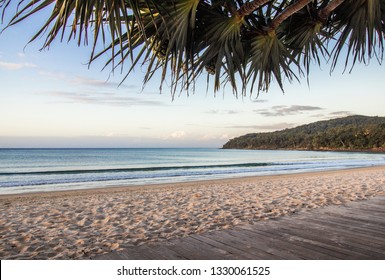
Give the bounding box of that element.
[1,166,385,260]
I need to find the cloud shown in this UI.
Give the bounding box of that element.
[200,133,232,141]
[254,105,324,117]
[40,90,166,107]
[309,111,354,120]
[205,110,241,115]
[329,111,353,117]
[37,71,138,90]
[0,61,37,70]
[252,99,269,103]
[205,110,219,114]
[170,130,187,139]
[227,122,296,131]
[310,114,325,118]
[71,76,120,88]
[159,130,188,141]
[38,70,68,80]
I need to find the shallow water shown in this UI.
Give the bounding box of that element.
[1,148,384,194]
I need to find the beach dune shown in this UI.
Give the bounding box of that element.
[1,166,385,259]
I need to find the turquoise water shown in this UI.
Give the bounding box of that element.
[0,148,384,194]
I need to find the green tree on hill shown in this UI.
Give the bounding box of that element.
[1,0,384,97]
[222,116,385,151]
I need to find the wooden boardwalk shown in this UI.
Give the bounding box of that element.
[93,196,385,260]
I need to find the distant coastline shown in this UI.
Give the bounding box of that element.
[222,147,385,153]
[223,115,385,152]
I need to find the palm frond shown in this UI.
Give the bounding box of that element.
[247,30,299,94]
[89,0,201,97]
[3,1,130,47]
[332,0,384,71]
[195,12,245,95]
[153,0,200,96]
[281,5,330,77]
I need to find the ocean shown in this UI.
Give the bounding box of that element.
[0,148,384,195]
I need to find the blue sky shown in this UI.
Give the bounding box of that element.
[1,3,385,148]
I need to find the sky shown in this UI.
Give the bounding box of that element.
[0,3,385,148]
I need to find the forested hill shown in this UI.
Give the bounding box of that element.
[222,116,385,152]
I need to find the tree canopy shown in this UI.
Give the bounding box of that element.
[222,115,385,151]
[1,0,384,97]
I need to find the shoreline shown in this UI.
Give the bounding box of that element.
[1,165,384,199]
[1,165,385,259]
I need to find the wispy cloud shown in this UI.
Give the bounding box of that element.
[227,122,296,131]
[170,130,187,139]
[38,70,70,81]
[252,99,269,103]
[200,133,232,141]
[38,70,138,89]
[205,110,241,115]
[70,76,123,89]
[329,111,353,117]
[41,90,166,107]
[254,105,324,117]
[160,130,188,140]
[310,113,325,118]
[0,61,37,70]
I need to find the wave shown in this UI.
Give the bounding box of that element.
[0,162,272,176]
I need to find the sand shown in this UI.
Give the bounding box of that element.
[1,166,385,260]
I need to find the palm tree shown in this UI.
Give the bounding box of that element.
[1,0,384,98]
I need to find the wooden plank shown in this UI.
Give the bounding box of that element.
[240,224,343,259]
[351,203,385,212]
[92,246,151,260]
[154,238,224,260]
[266,219,383,259]
[91,252,120,260]
[241,223,346,260]
[298,210,385,235]
[145,243,190,260]
[190,234,258,259]
[116,246,157,260]
[227,227,306,260]
[181,236,234,259]
[135,244,170,260]
[206,229,290,260]
[320,209,385,226]
[307,213,385,239]
[203,230,279,259]
[289,211,383,237]
[348,198,385,208]
[287,218,385,255]
[302,217,385,248]
[326,206,385,219]
[214,230,283,260]
[190,235,243,259]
